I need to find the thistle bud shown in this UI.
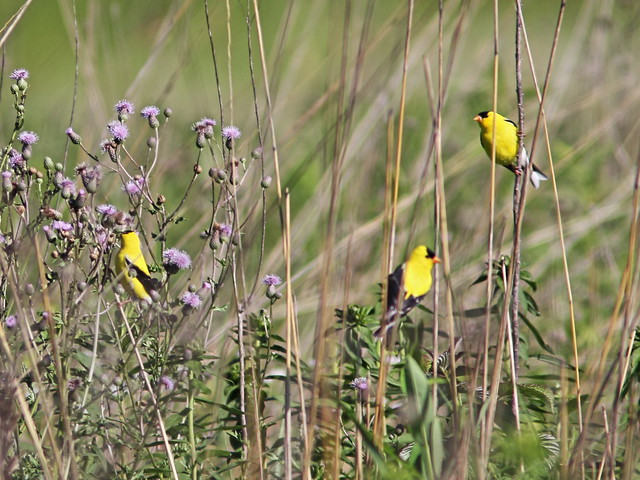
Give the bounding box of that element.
[251,147,263,159]
[196,133,206,149]
[43,226,57,244]
[215,169,227,183]
[21,146,32,160]
[53,171,64,189]
[61,184,73,199]
[71,189,87,209]
[2,171,13,193]
[66,128,82,145]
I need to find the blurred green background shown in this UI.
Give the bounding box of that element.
[2,0,639,362]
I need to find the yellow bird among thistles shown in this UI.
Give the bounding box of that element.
[374,245,441,339]
[474,110,548,188]
[115,231,161,303]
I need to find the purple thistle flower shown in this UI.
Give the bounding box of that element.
[76,163,102,193]
[350,376,369,402]
[222,126,241,140]
[96,204,117,216]
[8,150,24,169]
[181,291,201,309]
[218,223,232,238]
[114,99,135,115]
[95,228,109,247]
[162,248,192,274]
[263,274,282,287]
[18,131,39,146]
[107,121,129,142]
[123,180,141,196]
[140,106,160,118]
[191,117,216,132]
[201,281,212,290]
[52,220,73,232]
[6,315,17,329]
[350,377,369,391]
[99,139,113,153]
[160,375,175,391]
[191,118,216,142]
[0,233,5,244]
[1,171,11,179]
[68,378,81,392]
[10,69,29,80]
[59,177,77,197]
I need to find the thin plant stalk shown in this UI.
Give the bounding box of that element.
[116,301,180,480]
[284,190,293,480]
[479,0,500,475]
[374,0,414,452]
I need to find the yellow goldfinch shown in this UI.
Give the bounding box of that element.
[115,231,161,303]
[474,110,548,188]
[374,245,441,339]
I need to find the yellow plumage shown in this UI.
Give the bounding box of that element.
[374,245,441,339]
[115,231,159,303]
[474,110,547,188]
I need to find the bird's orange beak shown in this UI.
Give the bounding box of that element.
[473,115,482,123]
[433,256,441,264]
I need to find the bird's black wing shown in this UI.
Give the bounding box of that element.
[125,258,162,294]
[386,264,404,315]
[373,264,405,339]
[504,117,518,128]
[400,293,425,317]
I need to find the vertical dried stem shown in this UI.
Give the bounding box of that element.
[284,190,292,480]
[479,0,499,475]
[512,0,525,383]
[373,0,414,451]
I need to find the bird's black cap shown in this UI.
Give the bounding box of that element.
[476,111,490,118]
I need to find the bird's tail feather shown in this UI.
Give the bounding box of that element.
[530,163,548,188]
[522,147,548,189]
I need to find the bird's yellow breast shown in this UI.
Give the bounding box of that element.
[403,246,434,299]
[478,112,518,167]
[116,232,152,301]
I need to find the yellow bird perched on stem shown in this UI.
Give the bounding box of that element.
[374,245,441,339]
[115,231,161,303]
[474,110,548,188]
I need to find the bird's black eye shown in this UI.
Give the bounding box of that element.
[477,111,489,118]
[427,248,436,258]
